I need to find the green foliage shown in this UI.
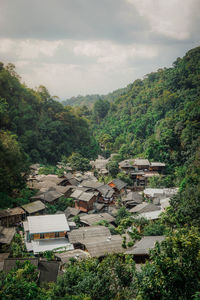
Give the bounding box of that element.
[10,234,28,258]
[136,227,200,299]
[117,172,132,185]
[46,197,74,214]
[43,250,55,261]
[106,160,119,177]
[143,222,168,236]
[51,254,136,300]
[0,131,28,194]
[148,174,174,188]
[0,261,44,300]
[73,215,81,228]
[115,206,131,225]
[68,152,91,172]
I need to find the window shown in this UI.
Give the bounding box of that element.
[40,233,44,239]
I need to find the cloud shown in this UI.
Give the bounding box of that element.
[0,0,148,43]
[127,0,199,40]
[0,0,199,98]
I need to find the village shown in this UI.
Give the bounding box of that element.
[0,155,178,283]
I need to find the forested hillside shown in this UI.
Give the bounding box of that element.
[94,46,200,176]
[62,84,132,107]
[0,63,99,193]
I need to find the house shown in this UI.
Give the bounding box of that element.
[119,159,134,174]
[23,214,73,254]
[64,207,80,219]
[136,210,163,221]
[79,180,104,191]
[83,235,130,258]
[149,162,165,172]
[144,188,178,201]
[122,192,143,208]
[108,178,127,194]
[79,213,115,226]
[133,159,150,171]
[90,157,110,173]
[21,200,46,216]
[97,184,115,204]
[125,236,165,262]
[63,173,79,186]
[0,207,25,227]
[52,185,77,198]
[129,202,161,214]
[55,249,90,267]
[68,226,110,246]
[31,190,64,204]
[0,226,16,246]
[71,190,98,212]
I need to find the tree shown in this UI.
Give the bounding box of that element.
[136,227,200,299]
[106,161,119,177]
[68,153,91,172]
[0,261,44,300]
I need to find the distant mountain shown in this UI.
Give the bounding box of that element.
[62,85,132,107]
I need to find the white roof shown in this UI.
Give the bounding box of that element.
[160,198,171,209]
[31,238,74,254]
[144,188,165,198]
[27,214,70,234]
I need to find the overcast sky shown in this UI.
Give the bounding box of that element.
[0,0,199,99]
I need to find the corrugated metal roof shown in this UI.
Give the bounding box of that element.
[27,214,70,234]
[109,179,127,190]
[0,226,16,244]
[22,200,45,214]
[55,249,90,263]
[78,192,96,202]
[129,202,161,214]
[85,235,127,257]
[80,180,103,189]
[68,226,110,244]
[150,162,166,167]
[136,210,163,220]
[80,213,115,226]
[133,159,150,166]
[0,207,25,217]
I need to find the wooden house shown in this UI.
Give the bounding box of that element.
[108,178,127,194]
[97,184,114,204]
[0,207,25,227]
[125,236,165,263]
[21,200,46,216]
[149,162,165,172]
[132,159,150,171]
[119,159,134,174]
[74,192,98,212]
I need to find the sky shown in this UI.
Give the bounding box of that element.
[0,0,199,99]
